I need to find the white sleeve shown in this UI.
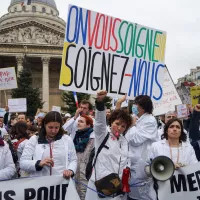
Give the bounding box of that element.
[17,139,28,161]
[94,110,107,149]
[20,136,38,173]
[129,120,158,146]
[67,137,77,174]
[62,117,76,131]
[188,144,198,165]
[62,117,78,140]
[0,145,16,181]
[147,143,157,163]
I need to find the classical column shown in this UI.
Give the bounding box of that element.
[41,57,50,112]
[16,56,23,76]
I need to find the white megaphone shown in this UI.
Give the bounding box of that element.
[145,156,175,181]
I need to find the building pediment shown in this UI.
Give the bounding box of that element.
[0,19,65,46]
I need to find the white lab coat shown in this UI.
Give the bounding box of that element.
[0,142,16,180]
[85,110,130,200]
[126,113,158,200]
[148,139,198,165]
[0,127,8,138]
[20,135,77,177]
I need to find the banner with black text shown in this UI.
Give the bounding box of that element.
[0,175,70,200]
[158,162,200,200]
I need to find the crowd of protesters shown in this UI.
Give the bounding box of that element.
[0,90,200,200]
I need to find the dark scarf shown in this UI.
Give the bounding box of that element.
[74,127,93,152]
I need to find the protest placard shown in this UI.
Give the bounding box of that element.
[190,86,200,107]
[0,175,70,200]
[52,106,61,113]
[0,67,17,90]
[158,162,200,200]
[153,67,182,116]
[176,104,188,119]
[0,108,5,117]
[8,98,27,113]
[59,5,167,102]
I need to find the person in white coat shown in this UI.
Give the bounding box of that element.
[0,137,16,180]
[20,111,77,178]
[85,90,132,200]
[126,95,158,200]
[10,121,29,178]
[129,117,198,200]
[149,117,198,168]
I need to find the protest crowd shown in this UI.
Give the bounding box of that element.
[0,90,200,200]
[1,1,200,200]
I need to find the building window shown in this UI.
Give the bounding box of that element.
[22,6,26,11]
[51,10,54,15]
[32,6,36,12]
[14,7,17,12]
[42,7,46,13]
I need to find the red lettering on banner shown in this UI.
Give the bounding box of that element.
[0,71,10,78]
[95,14,106,49]
[88,11,99,47]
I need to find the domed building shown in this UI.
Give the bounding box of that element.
[0,0,66,111]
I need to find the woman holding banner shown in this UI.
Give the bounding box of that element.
[20,111,77,178]
[0,137,16,180]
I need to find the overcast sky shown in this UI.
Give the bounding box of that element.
[1,0,200,83]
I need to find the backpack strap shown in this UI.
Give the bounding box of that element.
[92,133,109,168]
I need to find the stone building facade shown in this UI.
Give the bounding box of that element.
[0,0,66,111]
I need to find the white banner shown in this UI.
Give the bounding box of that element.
[65,178,80,200]
[176,104,188,119]
[0,67,17,90]
[8,98,27,113]
[59,4,167,103]
[0,175,70,200]
[158,162,200,200]
[52,106,61,113]
[153,67,182,116]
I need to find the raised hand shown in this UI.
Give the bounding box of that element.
[96,90,107,102]
[118,94,127,103]
[194,104,200,112]
[74,108,82,120]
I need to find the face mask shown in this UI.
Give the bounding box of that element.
[132,105,139,116]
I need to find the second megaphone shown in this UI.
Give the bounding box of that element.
[145,156,175,181]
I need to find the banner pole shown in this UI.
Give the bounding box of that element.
[4,90,7,105]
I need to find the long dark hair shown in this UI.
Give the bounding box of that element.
[161,118,187,142]
[39,111,64,138]
[10,121,29,140]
